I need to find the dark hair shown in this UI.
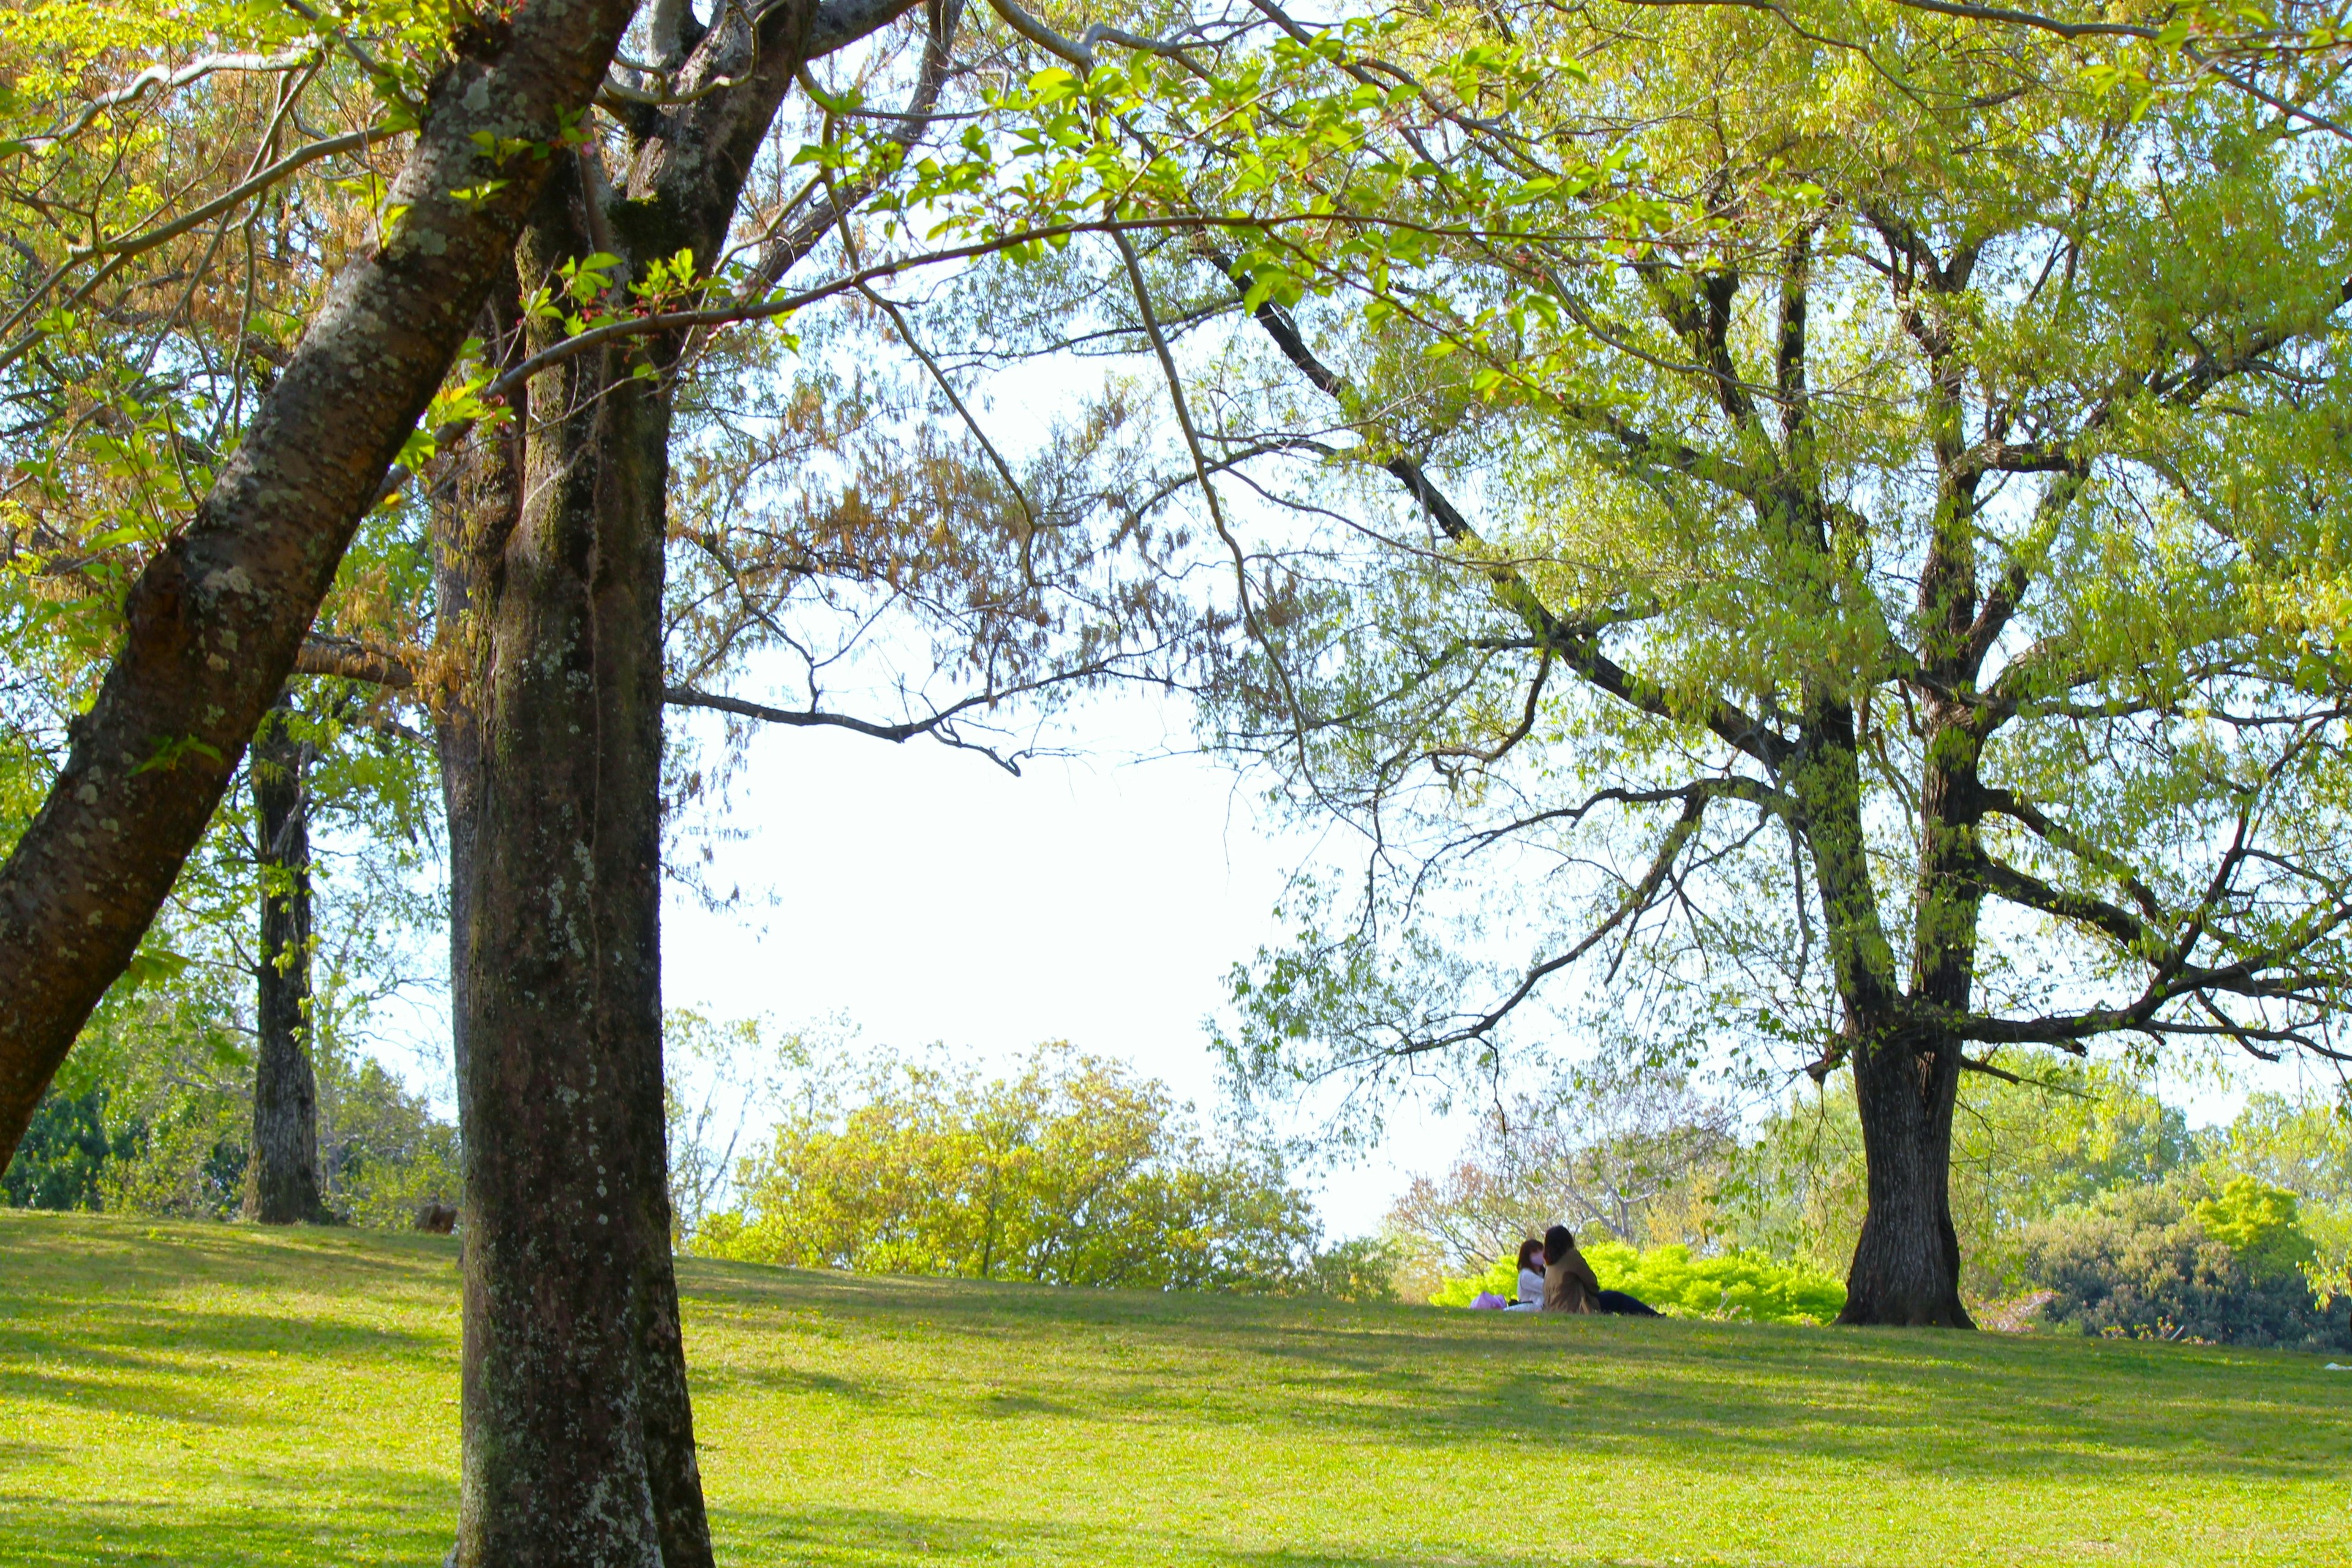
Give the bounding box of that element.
[1516,1238,1545,1272]
[1542,1224,1574,1265]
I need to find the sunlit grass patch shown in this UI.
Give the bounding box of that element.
[4,1210,2347,1566]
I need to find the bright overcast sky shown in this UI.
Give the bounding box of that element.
[657,685,1485,1238]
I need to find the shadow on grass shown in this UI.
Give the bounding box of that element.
[0,1301,448,1427]
[677,1257,2352,1487]
[0,1212,459,1311]
[0,1302,445,1359]
[0,1464,453,1568]
[717,1503,1678,1568]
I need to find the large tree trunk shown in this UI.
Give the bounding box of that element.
[243,695,326,1224]
[421,7,930,1557]
[1786,695,1977,1327]
[435,173,710,1568]
[0,0,642,1169]
[1833,247,1987,1331]
[1838,1022,1973,1327]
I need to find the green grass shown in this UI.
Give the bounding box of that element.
[4,1210,2349,1566]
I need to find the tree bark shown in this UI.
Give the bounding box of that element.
[1779,691,1977,1325]
[243,694,326,1224]
[0,0,644,1169]
[435,167,710,1568]
[1837,1020,1973,1327]
[423,7,932,1559]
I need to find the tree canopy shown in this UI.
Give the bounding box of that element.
[9,12,2352,1561]
[1178,1,2352,1320]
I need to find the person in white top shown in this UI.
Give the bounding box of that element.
[1504,1237,1546,1313]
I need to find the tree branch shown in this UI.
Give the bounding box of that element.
[1224,267,1796,771]
[0,0,646,1168]
[294,635,414,688]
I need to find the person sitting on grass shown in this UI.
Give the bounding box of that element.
[1542,1224,1664,1316]
[1504,1238,1546,1313]
[1542,1224,1601,1313]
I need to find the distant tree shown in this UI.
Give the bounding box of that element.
[701,1043,1381,1297]
[2195,1091,2352,1303]
[662,1008,783,1247]
[243,695,325,1224]
[1203,2,2352,1326]
[318,1057,462,1228]
[2197,1093,2352,1211]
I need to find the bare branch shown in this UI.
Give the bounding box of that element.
[294,636,413,688]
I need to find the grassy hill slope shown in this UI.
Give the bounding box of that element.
[3,1210,2348,1566]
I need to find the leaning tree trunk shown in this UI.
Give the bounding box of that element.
[433,180,711,1568]
[244,694,326,1224]
[0,0,641,1170]
[1837,1021,1973,1327]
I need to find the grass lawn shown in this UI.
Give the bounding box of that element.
[3,1210,2348,1566]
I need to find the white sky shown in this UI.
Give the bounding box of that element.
[658,687,1485,1238]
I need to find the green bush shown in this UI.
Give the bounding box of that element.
[1585,1242,1845,1324]
[321,1060,461,1228]
[1428,1256,1519,1308]
[2013,1182,2346,1350]
[2193,1175,2319,1278]
[1430,1243,1844,1324]
[700,1044,1372,1296]
[1,1086,139,1211]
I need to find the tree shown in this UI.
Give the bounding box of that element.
[700,1042,1359,1294]
[1385,1069,1734,1288]
[243,693,327,1223]
[417,1,1402,1551]
[1192,3,2352,1322]
[0,0,647,1164]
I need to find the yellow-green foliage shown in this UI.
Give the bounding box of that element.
[1430,1242,1845,1323]
[697,1045,1335,1294]
[1585,1241,1846,1324]
[2193,1177,2320,1281]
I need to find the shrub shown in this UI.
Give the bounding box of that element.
[1585,1242,1845,1324]
[2193,1175,2318,1279]
[2,1086,138,1210]
[321,1059,461,1228]
[1430,1243,1844,1324]
[98,1089,247,1219]
[1428,1256,1518,1308]
[2013,1183,2345,1350]
[700,1044,1363,1296]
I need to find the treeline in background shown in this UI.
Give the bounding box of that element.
[1392,1059,2352,1350]
[10,997,2348,1349]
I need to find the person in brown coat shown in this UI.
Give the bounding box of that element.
[1542,1224,1601,1313]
